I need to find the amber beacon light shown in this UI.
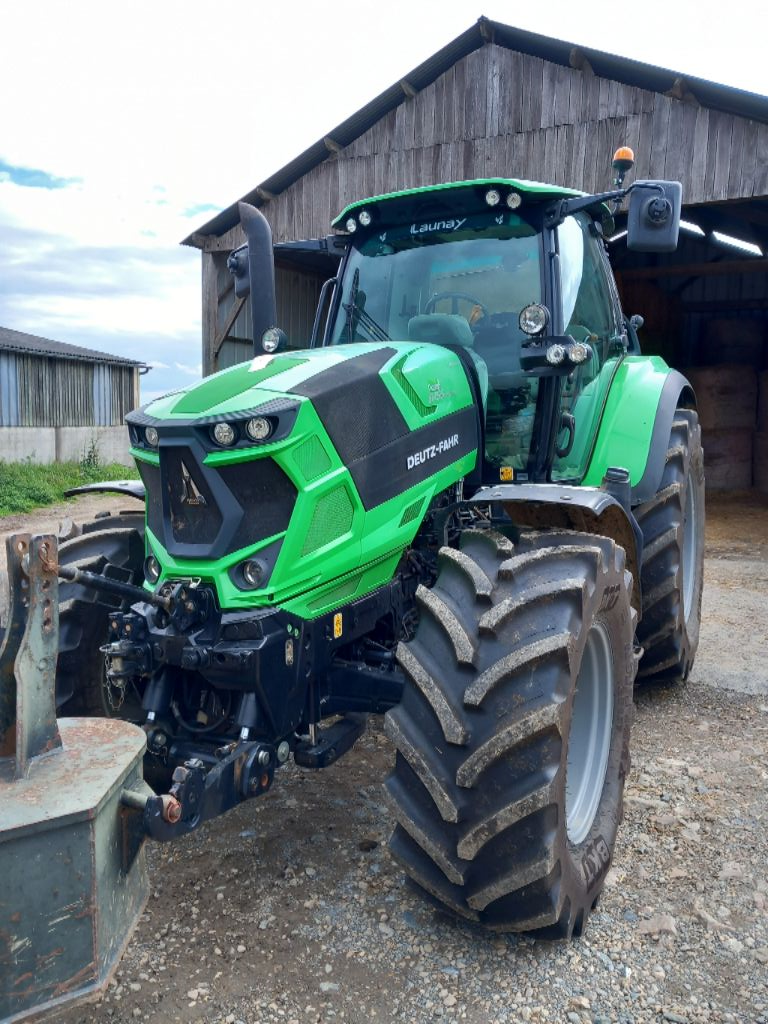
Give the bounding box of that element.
[612,146,635,187]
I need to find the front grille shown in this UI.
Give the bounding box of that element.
[139,441,297,559]
[165,447,222,545]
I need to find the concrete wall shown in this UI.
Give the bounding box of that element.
[0,426,133,466]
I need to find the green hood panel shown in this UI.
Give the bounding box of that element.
[134,342,479,614]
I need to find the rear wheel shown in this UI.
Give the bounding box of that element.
[385,528,636,935]
[635,409,705,682]
[56,512,146,717]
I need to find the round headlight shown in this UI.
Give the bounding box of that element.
[144,555,161,584]
[144,426,159,447]
[345,217,357,233]
[546,344,566,365]
[569,342,590,364]
[242,559,264,588]
[484,189,501,207]
[358,209,372,226]
[246,416,272,442]
[506,192,522,209]
[519,303,550,336]
[261,327,286,354]
[212,422,236,446]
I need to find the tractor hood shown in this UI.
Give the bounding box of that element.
[125,341,479,612]
[140,343,399,420]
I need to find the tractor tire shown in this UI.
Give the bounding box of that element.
[384,529,637,936]
[55,511,146,718]
[634,409,705,683]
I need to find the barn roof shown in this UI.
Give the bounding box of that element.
[183,16,768,247]
[0,326,144,367]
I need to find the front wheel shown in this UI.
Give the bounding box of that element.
[384,528,637,936]
[55,511,146,717]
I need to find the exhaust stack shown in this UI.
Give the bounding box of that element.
[229,202,278,356]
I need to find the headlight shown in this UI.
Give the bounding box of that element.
[241,559,265,588]
[358,209,372,226]
[246,416,272,442]
[144,555,161,584]
[546,344,566,365]
[569,342,590,364]
[519,303,550,336]
[144,426,159,447]
[506,192,522,209]
[345,217,357,233]
[261,327,286,354]
[484,189,501,207]
[212,422,236,446]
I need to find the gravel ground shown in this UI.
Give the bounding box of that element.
[2,491,767,1024]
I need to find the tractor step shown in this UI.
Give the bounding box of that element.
[293,714,367,769]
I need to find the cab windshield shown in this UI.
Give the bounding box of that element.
[327,210,545,477]
[328,211,542,344]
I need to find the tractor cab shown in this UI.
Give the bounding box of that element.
[324,180,628,486]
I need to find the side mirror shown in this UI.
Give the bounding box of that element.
[627,180,682,253]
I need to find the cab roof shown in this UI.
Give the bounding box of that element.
[332,178,584,230]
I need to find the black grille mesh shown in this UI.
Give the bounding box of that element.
[139,445,297,558]
[165,447,223,545]
[218,459,297,552]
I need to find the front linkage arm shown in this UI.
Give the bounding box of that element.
[122,738,280,842]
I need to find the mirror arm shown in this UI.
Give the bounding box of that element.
[544,182,664,228]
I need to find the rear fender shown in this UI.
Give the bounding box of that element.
[582,357,695,504]
[470,483,642,612]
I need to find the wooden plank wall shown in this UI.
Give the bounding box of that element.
[200,41,768,373]
[253,44,768,243]
[211,263,326,371]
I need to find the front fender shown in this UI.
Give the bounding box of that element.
[582,357,694,504]
[64,480,146,501]
[470,483,642,612]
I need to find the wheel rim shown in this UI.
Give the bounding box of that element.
[682,478,698,623]
[566,621,614,845]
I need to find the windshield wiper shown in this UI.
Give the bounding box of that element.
[341,270,391,342]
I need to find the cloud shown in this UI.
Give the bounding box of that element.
[0,158,80,190]
[174,362,202,377]
[183,202,220,218]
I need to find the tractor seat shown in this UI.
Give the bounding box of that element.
[408,315,488,409]
[408,314,475,348]
[472,316,527,392]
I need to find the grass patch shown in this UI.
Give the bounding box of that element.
[0,460,139,516]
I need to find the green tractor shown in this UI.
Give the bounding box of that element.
[54,157,703,937]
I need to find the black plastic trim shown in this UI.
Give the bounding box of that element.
[64,480,146,501]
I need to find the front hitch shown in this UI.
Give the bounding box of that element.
[123,739,279,842]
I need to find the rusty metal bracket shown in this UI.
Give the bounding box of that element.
[0,535,29,759]
[0,533,62,774]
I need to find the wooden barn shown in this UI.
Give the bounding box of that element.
[0,326,145,465]
[184,17,768,492]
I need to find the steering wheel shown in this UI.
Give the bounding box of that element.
[425,291,489,319]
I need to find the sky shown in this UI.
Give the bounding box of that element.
[1,0,767,403]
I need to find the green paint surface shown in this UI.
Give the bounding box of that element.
[137,342,477,616]
[583,356,671,488]
[333,177,584,226]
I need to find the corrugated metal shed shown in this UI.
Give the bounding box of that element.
[0,327,144,429]
[0,326,143,366]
